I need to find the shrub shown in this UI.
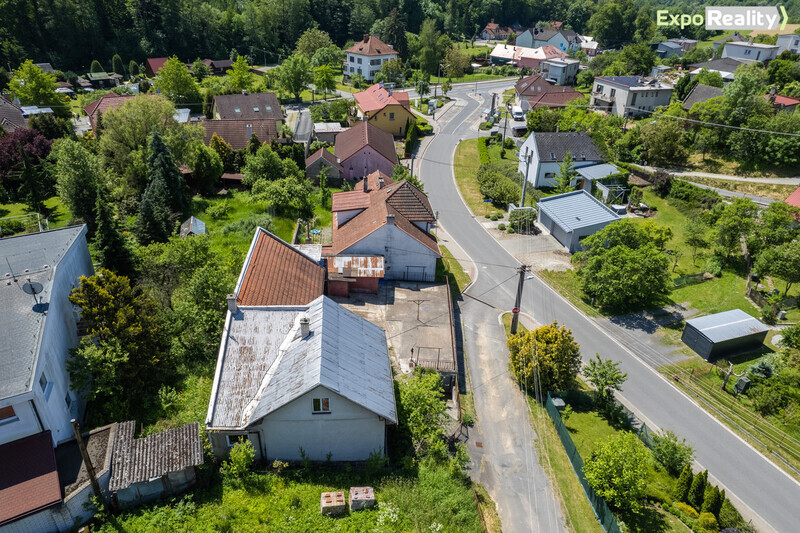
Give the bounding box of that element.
[220,213,273,236]
[503,137,516,149]
[749,385,787,416]
[674,501,699,519]
[478,138,490,164]
[498,223,506,231]
[702,485,723,518]
[221,440,255,479]
[652,170,673,197]
[0,219,26,236]
[718,498,746,530]
[672,464,694,502]
[479,121,492,130]
[651,429,695,476]
[747,359,774,380]
[206,202,232,219]
[697,512,719,532]
[705,255,724,277]
[509,208,538,234]
[507,226,515,234]
[490,214,498,221]
[688,469,708,510]
[782,323,800,350]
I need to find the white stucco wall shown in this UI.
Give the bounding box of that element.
[722,44,777,63]
[341,224,438,281]
[346,53,397,81]
[0,400,41,445]
[253,386,387,461]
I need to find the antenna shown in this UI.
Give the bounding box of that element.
[23,277,44,305]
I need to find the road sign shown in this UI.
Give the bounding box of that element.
[483,199,491,203]
[512,307,520,314]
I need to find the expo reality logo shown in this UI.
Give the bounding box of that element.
[657,6,788,31]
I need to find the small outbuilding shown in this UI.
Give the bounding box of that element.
[681,309,769,361]
[536,190,621,253]
[180,216,207,238]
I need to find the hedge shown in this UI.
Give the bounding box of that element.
[478,137,490,164]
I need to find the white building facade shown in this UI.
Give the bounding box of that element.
[590,76,673,117]
[345,35,399,81]
[721,42,779,63]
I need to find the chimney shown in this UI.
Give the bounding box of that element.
[226,294,238,314]
[386,214,395,225]
[299,316,310,338]
[363,34,370,43]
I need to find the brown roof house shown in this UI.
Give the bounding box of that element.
[335,121,399,180]
[205,227,397,462]
[212,92,283,123]
[84,92,136,130]
[203,119,278,149]
[0,96,28,133]
[480,19,513,41]
[145,57,169,77]
[331,171,440,282]
[514,73,582,111]
[305,149,343,183]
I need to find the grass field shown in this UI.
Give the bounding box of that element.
[0,197,73,234]
[453,138,519,218]
[437,245,472,300]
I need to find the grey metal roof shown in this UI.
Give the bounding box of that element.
[537,190,620,232]
[108,421,204,491]
[245,296,396,424]
[207,295,397,429]
[531,132,604,163]
[180,216,207,237]
[574,163,621,181]
[685,309,768,343]
[0,226,87,399]
[682,83,724,111]
[689,58,748,72]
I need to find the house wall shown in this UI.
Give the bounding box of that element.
[327,280,351,298]
[341,224,438,281]
[543,62,579,85]
[366,104,413,137]
[249,386,387,461]
[34,234,94,446]
[777,34,800,55]
[625,88,673,116]
[0,399,41,446]
[352,277,380,293]
[538,209,616,253]
[339,149,396,180]
[346,53,397,81]
[115,467,197,510]
[722,44,777,63]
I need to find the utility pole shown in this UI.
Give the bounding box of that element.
[520,150,532,208]
[71,419,102,499]
[510,265,530,335]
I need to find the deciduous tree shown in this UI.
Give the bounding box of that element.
[314,65,336,100]
[52,138,101,233]
[227,55,253,93]
[583,354,627,404]
[279,54,313,101]
[507,322,582,395]
[583,432,649,513]
[154,57,202,111]
[754,240,800,297]
[9,60,69,117]
[294,27,334,59]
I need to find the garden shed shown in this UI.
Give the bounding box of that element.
[536,190,620,253]
[681,309,769,360]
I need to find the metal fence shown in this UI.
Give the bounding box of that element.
[545,393,622,533]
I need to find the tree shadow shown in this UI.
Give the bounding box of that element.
[619,505,671,533]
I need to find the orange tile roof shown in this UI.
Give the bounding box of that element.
[0,431,62,526]
[236,228,325,306]
[766,93,800,106]
[203,119,278,150]
[331,191,370,211]
[786,186,800,209]
[354,83,411,115]
[346,35,399,57]
[528,89,583,109]
[84,93,137,130]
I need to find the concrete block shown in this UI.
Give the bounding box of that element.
[349,486,376,511]
[320,491,346,515]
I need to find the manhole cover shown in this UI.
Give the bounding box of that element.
[475,442,483,448]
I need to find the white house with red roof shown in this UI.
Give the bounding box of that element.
[345,35,399,81]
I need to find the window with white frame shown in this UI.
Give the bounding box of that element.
[39,373,52,400]
[312,397,330,413]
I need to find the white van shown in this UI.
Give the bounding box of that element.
[512,105,524,121]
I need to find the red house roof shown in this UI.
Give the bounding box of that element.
[354,83,411,115]
[346,35,399,57]
[334,121,399,166]
[83,92,137,130]
[766,93,800,107]
[0,431,62,526]
[236,228,325,306]
[305,148,343,172]
[145,57,169,76]
[786,186,800,209]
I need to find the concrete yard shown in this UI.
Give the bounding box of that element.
[331,281,456,374]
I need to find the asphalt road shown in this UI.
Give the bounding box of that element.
[419,82,800,533]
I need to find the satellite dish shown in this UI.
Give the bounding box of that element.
[23,281,44,296]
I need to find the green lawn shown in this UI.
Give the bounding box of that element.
[453,138,516,218]
[455,42,494,59]
[429,72,511,84]
[94,462,487,533]
[0,196,73,235]
[437,245,472,300]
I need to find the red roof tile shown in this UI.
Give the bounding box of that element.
[766,93,800,106]
[515,74,561,98]
[145,57,168,76]
[237,228,325,306]
[332,191,370,211]
[354,83,411,115]
[528,88,583,109]
[84,93,137,130]
[305,148,343,172]
[346,35,399,57]
[786,186,800,209]
[0,431,62,526]
[334,122,399,166]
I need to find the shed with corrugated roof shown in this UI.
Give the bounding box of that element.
[681,309,769,360]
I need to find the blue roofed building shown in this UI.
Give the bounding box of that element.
[590,76,673,117]
[536,190,621,253]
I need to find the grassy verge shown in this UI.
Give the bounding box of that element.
[536,270,601,318]
[429,73,511,84]
[453,139,515,217]
[679,152,800,179]
[681,176,796,202]
[473,483,502,532]
[437,245,472,300]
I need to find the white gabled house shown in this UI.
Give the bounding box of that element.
[517,132,605,189]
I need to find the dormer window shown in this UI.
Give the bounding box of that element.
[550,152,556,160]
